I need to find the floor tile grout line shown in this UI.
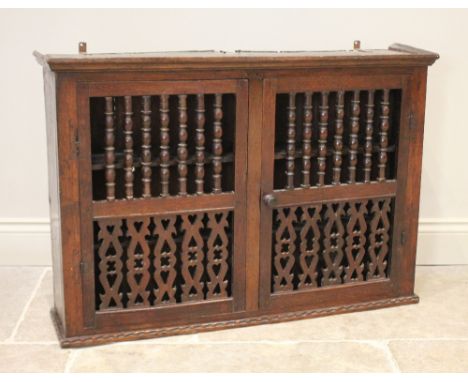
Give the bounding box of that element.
[64,349,81,373]
[377,340,401,373]
[168,338,468,345]
[2,338,468,346]
[0,341,59,345]
[376,338,468,342]
[4,267,48,343]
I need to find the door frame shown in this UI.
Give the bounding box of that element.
[258,71,416,312]
[75,78,249,334]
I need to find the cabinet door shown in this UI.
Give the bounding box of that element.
[259,72,417,312]
[76,79,248,333]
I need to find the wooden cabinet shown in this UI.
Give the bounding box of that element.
[35,43,438,347]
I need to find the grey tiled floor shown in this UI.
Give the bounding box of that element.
[0,266,467,372]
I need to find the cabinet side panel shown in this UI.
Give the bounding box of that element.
[393,67,429,296]
[43,68,65,327]
[56,76,85,337]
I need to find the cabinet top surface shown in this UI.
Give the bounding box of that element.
[34,43,438,72]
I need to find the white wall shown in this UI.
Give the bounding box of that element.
[0,9,467,265]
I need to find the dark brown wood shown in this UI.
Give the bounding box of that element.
[93,192,235,218]
[286,92,296,189]
[77,83,96,328]
[97,219,124,309]
[87,80,240,97]
[206,211,230,298]
[245,76,263,312]
[317,92,329,186]
[390,68,428,297]
[126,217,151,307]
[273,207,297,292]
[180,214,204,302]
[343,202,367,283]
[272,180,397,207]
[177,94,188,196]
[259,79,277,308]
[52,294,420,347]
[104,97,115,201]
[159,94,170,197]
[153,216,178,304]
[195,94,206,195]
[333,90,345,185]
[141,96,152,197]
[230,79,249,312]
[378,89,390,182]
[35,46,439,72]
[37,44,437,348]
[348,90,360,183]
[123,96,134,199]
[364,91,375,183]
[321,203,346,286]
[275,74,405,93]
[367,198,391,279]
[59,76,87,337]
[297,205,321,289]
[91,150,234,171]
[212,94,223,193]
[301,92,313,188]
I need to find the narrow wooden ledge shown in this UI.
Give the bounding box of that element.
[52,294,419,348]
[389,43,439,63]
[272,181,397,208]
[34,43,439,72]
[92,192,235,219]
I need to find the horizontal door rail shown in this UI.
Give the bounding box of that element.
[275,74,406,93]
[267,181,397,208]
[267,278,394,312]
[95,298,233,330]
[87,79,242,97]
[92,192,235,219]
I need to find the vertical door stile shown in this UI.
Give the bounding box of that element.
[259,74,406,311]
[77,83,97,329]
[84,79,249,325]
[232,79,249,311]
[259,79,278,308]
[245,76,264,312]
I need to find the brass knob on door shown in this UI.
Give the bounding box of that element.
[263,194,277,208]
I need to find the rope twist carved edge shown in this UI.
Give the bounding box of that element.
[52,294,419,348]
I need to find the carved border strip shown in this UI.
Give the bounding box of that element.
[52,294,419,348]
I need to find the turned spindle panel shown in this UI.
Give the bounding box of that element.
[260,77,408,308]
[273,89,401,190]
[90,92,237,201]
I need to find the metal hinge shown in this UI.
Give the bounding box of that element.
[400,231,407,245]
[74,129,80,157]
[80,261,86,274]
[250,71,264,80]
[408,111,416,129]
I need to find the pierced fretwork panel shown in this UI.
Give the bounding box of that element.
[93,210,233,310]
[271,198,394,293]
[273,90,401,190]
[90,94,236,201]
